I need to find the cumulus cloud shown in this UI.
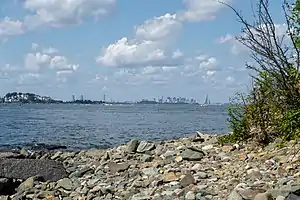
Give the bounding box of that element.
[0,17,24,39]
[24,43,79,82]
[97,0,232,69]
[178,0,232,22]
[23,0,116,28]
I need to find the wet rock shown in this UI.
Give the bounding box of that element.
[181,149,204,161]
[108,162,129,173]
[136,141,155,153]
[127,139,139,153]
[0,159,67,181]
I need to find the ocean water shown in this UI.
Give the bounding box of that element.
[0,104,230,150]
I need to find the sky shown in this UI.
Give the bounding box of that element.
[0,0,288,103]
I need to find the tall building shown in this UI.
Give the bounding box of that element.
[80,95,84,101]
[72,95,75,102]
[103,94,106,102]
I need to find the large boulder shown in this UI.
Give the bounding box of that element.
[0,159,68,181]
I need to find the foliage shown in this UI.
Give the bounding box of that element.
[219,0,300,146]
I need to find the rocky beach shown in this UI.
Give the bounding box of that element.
[0,132,300,200]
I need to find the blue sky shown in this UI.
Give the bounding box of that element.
[0,0,287,102]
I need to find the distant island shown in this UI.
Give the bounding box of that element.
[0,92,224,105]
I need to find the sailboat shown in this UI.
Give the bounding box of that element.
[202,94,211,106]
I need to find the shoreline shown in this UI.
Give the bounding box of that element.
[0,132,299,199]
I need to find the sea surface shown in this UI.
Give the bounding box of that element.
[0,104,230,151]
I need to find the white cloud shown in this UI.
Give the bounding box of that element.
[25,52,51,72]
[172,50,184,58]
[24,45,79,76]
[183,55,219,78]
[31,43,39,50]
[43,47,58,54]
[0,17,24,39]
[23,0,116,28]
[179,0,232,22]
[217,34,233,44]
[218,23,288,55]
[96,37,166,67]
[135,13,182,41]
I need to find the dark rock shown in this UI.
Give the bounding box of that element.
[108,162,129,173]
[126,139,139,153]
[0,158,68,181]
[29,143,67,151]
[0,178,20,195]
[181,149,204,161]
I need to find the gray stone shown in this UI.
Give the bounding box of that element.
[69,167,93,178]
[108,162,129,173]
[127,139,139,153]
[180,174,195,187]
[254,193,273,200]
[56,178,74,191]
[136,141,155,153]
[181,149,204,161]
[185,191,196,200]
[287,194,300,200]
[0,158,67,181]
[17,176,44,192]
[228,190,243,200]
[142,167,158,177]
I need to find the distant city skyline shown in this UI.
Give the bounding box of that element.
[0,0,285,103]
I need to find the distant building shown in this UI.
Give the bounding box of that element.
[72,95,76,102]
[80,95,84,101]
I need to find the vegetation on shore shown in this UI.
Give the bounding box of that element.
[219,0,300,145]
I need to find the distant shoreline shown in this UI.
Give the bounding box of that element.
[0,92,225,105]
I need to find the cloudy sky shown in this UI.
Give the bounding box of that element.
[0,0,287,102]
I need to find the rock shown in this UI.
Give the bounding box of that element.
[136,141,155,153]
[185,191,196,200]
[247,168,263,180]
[0,152,23,159]
[17,176,44,192]
[196,172,208,179]
[141,154,153,162]
[108,162,129,173]
[175,156,183,162]
[0,196,9,200]
[163,172,178,182]
[254,193,273,200]
[0,178,17,195]
[69,167,93,178]
[181,149,204,161]
[127,139,139,153]
[20,148,30,157]
[0,158,67,181]
[228,190,243,200]
[142,167,158,177]
[180,174,195,187]
[56,178,74,191]
[276,196,285,200]
[202,145,214,151]
[222,145,236,152]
